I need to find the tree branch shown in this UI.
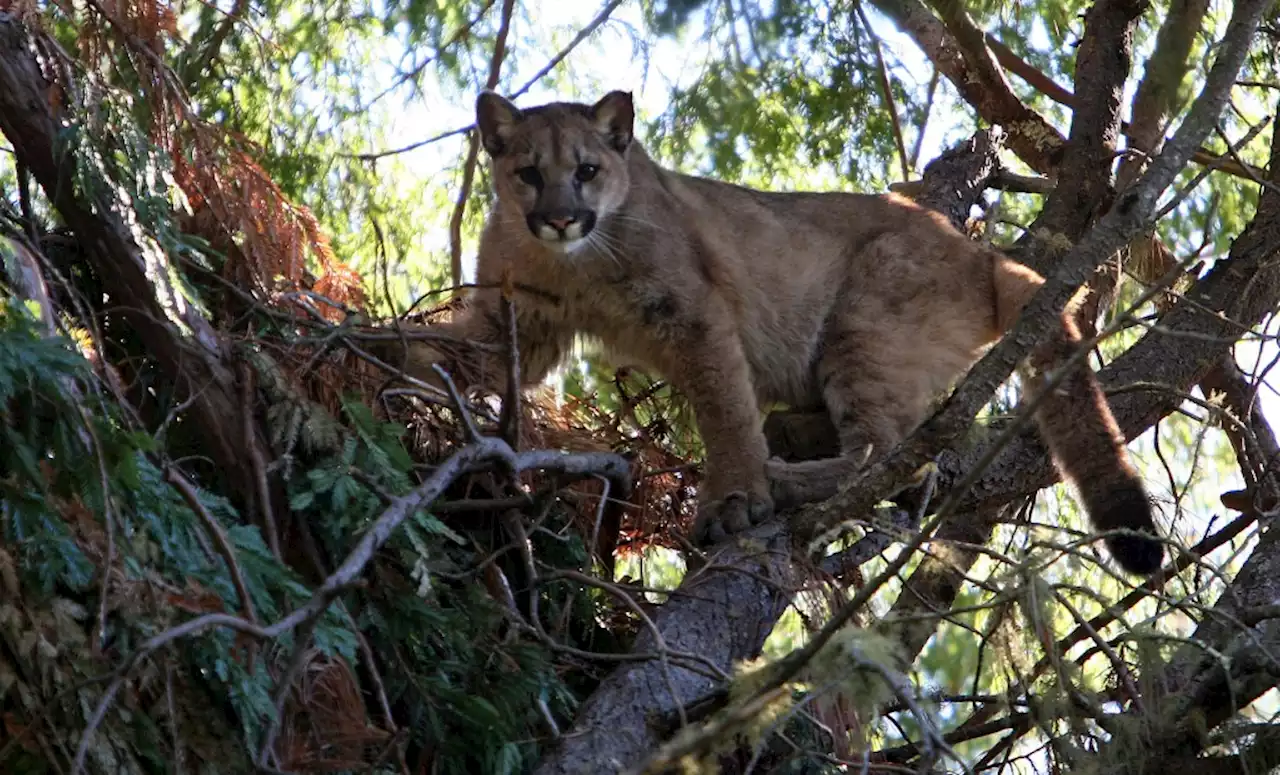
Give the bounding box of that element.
[986,24,1266,184]
[875,0,1267,186]
[869,0,1064,173]
[448,0,516,293]
[1117,0,1212,187]
[354,0,624,163]
[857,1,911,181]
[1030,0,1145,242]
[508,0,626,100]
[181,0,250,87]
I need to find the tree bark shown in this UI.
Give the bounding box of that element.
[869,0,1064,173]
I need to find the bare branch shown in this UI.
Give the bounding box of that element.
[869,0,1063,173]
[165,466,259,624]
[508,0,627,100]
[856,2,911,181]
[359,0,499,111]
[353,0,625,162]
[448,0,516,293]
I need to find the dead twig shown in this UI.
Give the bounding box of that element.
[447,0,516,292]
[508,0,626,101]
[353,0,624,162]
[238,360,282,561]
[856,2,911,181]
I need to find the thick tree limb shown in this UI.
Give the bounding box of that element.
[1028,0,1144,244]
[876,0,1266,185]
[1095,0,1210,324]
[1118,0,1212,187]
[531,529,794,775]
[1153,724,1280,775]
[448,0,516,293]
[986,22,1266,185]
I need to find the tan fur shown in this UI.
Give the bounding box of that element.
[380,90,1164,575]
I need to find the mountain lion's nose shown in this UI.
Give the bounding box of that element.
[547,216,576,231]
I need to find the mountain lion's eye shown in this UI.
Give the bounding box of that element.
[575,164,599,182]
[517,166,543,188]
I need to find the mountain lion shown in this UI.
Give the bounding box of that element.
[377,89,1164,575]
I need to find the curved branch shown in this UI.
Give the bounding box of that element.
[448,0,517,292]
[869,0,1064,173]
[509,0,627,100]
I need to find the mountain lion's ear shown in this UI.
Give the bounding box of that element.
[589,91,634,153]
[476,91,523,156]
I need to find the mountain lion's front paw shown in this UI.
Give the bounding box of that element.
[692,490,774,545]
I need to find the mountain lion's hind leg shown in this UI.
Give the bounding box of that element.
[767,312,932,512]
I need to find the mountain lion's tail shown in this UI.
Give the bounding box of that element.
[993,255,1164,575]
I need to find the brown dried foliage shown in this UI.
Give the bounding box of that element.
[169,127,367,319]
[529,376,700,554]
[66,0,366,320]
[276,653,393,772]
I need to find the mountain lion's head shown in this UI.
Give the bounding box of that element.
[476,90,634,254]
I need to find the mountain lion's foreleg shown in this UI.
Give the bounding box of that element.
[681,314,774,544]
